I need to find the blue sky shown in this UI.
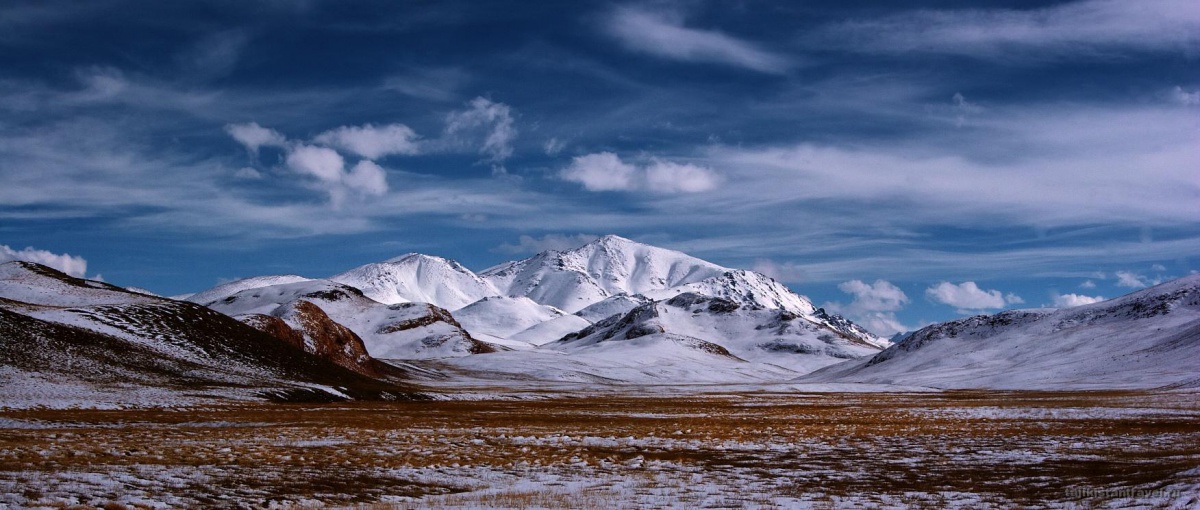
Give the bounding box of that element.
[1,0,1196,334]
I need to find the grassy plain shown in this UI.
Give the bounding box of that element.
[1,390,1198,508]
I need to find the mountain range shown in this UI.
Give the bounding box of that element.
[2,235,1197,407]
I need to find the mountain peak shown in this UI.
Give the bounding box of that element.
[331,253,498,310]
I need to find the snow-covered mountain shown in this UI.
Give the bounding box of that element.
[454,296,567,338]
[181,234,886,369]
[480,235,729,313]
[331,253,499,310]
[195,279,495,359]
[549,292,883,374]
[0,262,418,408]
[803,275,1200,390]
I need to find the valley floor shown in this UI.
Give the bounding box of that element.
[2,389,1198,509]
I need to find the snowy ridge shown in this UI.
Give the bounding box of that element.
[547,292,882,375]
[481,235,728,313]
[185,275,313,306]
[331,253,500,310]
[199,279,496,360]
[804,275,1200,389]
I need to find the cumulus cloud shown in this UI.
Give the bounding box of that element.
[926,281,1020,312]
[1052,293,1105,308]
[225,122,287,154]
[560,152,637,191]
[822,279,911,336]
[285,145,388,206]
[1080,280,1097,289]
[285,145,344,182]
[495,233,599,254]
[0,244,88,277]
[1115,270,1149,288]
[445,97,516,162]
[344,160,389,196]
[606,6,789,73]
[560,152,719,194]
[313,123,420,160]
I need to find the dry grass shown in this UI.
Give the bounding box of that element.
[2,390,1198,508]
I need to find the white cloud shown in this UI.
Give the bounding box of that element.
[344,160,388,196]
[839,280,910,313]
[496,233,599,255]
[285,145,388,207]
[1005,292,1025,305]
[814,0,1200,59]
[313,123,420,160]
[823,279,911,336]
[706,103,1199,228]
[925,281,1015,312]
[560,152,719,194]
[645,160,720,193]
[560,152,637,191]
[0,244,88,277]
[1079,279,1097,289]
[1151,263,1167,272]
[1115,270,1148,288]
[1052,293,1105,308]
[225,122,287,153]
[286,145,344,182]
[606,6,789,73]
[445,97,516,162]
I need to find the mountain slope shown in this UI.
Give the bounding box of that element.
[197,279,495,359]
[548,292,883,375]
[331,253,499,310]
[803,275,1200,389]
[481,235,728,313]
[0,262,421,408]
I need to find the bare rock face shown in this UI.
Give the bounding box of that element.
[239,314,306,350]
[240,300,378,376]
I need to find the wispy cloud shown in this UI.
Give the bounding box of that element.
[444,97,517,163]
[382,67,469,102]
[494,233,599,255]
[812,0,1200,60]
[177,30,250,82]
[225,122,287,154]
[560,152,719,194]
[605,5,789,73]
